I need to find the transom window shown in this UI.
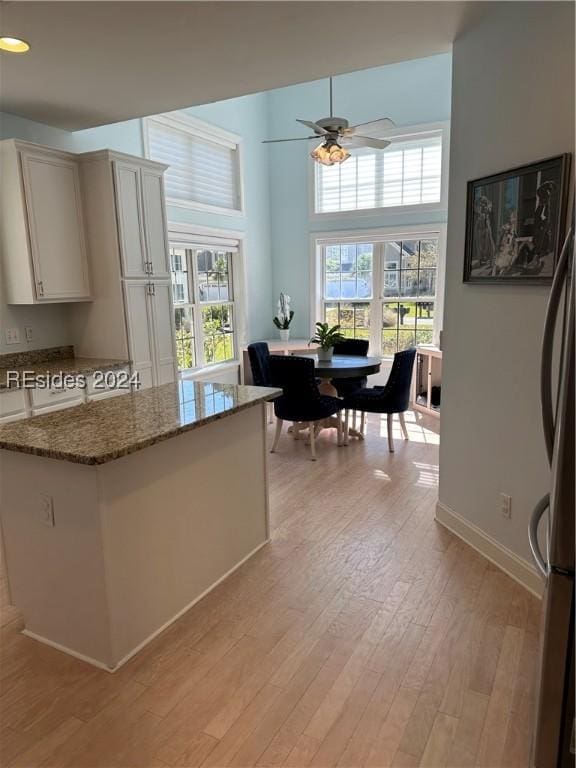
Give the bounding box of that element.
[170,246,237,371]
[145,112,243,215]
[319,234,441,357]
[314,127,445,215]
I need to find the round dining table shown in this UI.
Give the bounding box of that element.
[297,353,382,440]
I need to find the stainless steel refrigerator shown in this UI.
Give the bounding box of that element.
[529,224,575,768]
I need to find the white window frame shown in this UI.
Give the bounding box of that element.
[310,223,446,358]
[310,121,450,220]
[168,223,247,377]
[143,112,245,217]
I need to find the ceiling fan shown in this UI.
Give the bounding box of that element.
[263,76,395,166]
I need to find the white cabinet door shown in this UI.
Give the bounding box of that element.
[20,150,91,301]
[150,281,177,385]
[141,169,170,279]
[114,162,148,279]
[123,281,155,390]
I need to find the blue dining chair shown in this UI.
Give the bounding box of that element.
[247,342,274,422]
[269,355,344,460]
[332,338,370,397]
[343,348,417,452]
[332,338,370,435]
[247,342,272,386]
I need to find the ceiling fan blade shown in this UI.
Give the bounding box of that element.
[347,117,395,136]
[296,119,329,135]
[262,136,319,144]
[344,136,391,150]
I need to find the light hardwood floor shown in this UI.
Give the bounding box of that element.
[0,411,540,768]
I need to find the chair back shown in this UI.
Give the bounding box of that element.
[247,342,271,387]
[381,348,417,412]
[269,355,321,405]
[333,338,369,357]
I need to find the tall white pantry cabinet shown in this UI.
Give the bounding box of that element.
[70,150,177,389]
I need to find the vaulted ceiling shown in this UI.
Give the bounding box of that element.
[0,1,482,131]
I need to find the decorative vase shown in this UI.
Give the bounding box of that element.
[279,329,290,342]
[317,346,333,361]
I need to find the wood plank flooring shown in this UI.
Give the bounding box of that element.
[0,411,540,767]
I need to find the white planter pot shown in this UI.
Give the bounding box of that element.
[317,346,333,361]
[279,329,290,342]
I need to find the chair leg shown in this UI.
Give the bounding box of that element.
[271,418,283,453]
[360,411,365,433]
[308,422,317,461]
[267,402,274,424]
[352,410,357,431]
[387,413,394,453]
[336,413,343,446]
[344,410,350,445]
[399,411,409,440]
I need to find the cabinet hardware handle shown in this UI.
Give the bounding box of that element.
[151,282,156,295]
[37,280,44,296]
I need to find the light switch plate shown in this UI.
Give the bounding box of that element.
[24,326,33,342]
[40,495,55,527]
[5,328,20,345]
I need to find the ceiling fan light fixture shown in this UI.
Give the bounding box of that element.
[311,140,350,166]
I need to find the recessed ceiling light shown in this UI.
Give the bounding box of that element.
[0,37,30,53]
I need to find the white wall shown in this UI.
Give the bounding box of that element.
[439,1,574,564]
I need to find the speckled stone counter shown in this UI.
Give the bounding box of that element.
[0,379,280,669]
[0,356,130,389]
[0,380,280,464]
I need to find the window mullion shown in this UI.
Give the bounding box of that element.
[370,242,383,356]
[189,250,205,367]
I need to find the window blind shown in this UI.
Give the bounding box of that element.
[147,118,240,211]
[315,132,442,214]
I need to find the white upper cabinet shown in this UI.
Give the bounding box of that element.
[141,169,170,278]
[113,161,148,279]
[114,160,170,280]
[0,140,91,304]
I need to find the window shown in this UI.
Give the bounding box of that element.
[317,232,442,357]
[145,112,243,214]
[170,244,238,371]
[314,126,446,215]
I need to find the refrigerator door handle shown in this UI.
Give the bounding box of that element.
[541,227,572,464]
[529,492,550,579]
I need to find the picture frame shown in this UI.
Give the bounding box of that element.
[463,154,571,284]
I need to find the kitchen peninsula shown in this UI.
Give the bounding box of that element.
[0,380,280,671]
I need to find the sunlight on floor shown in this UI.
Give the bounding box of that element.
[376,410,440,445]
[413,460,439,488]
[372,470,392,482]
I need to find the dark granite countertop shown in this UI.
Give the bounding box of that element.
[0,380,281,465]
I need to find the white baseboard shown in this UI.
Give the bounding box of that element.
[21,538,271,673]
[21,630,113,671]
[435,502,543,598]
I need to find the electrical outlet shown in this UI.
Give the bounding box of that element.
[24,326,33,343]
[5,328,20,345]
[500,493,512,519]
[40,495,55,527]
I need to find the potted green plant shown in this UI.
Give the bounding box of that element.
[273,293,294,341]
[309,322,345,361]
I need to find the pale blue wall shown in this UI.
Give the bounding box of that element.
[0,52,451,351]
[266,53,452,337]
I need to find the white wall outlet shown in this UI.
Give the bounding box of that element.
[40,495,55,527]
[5,328,20,345]
[500,493,512,519]
[24,326,33,343]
